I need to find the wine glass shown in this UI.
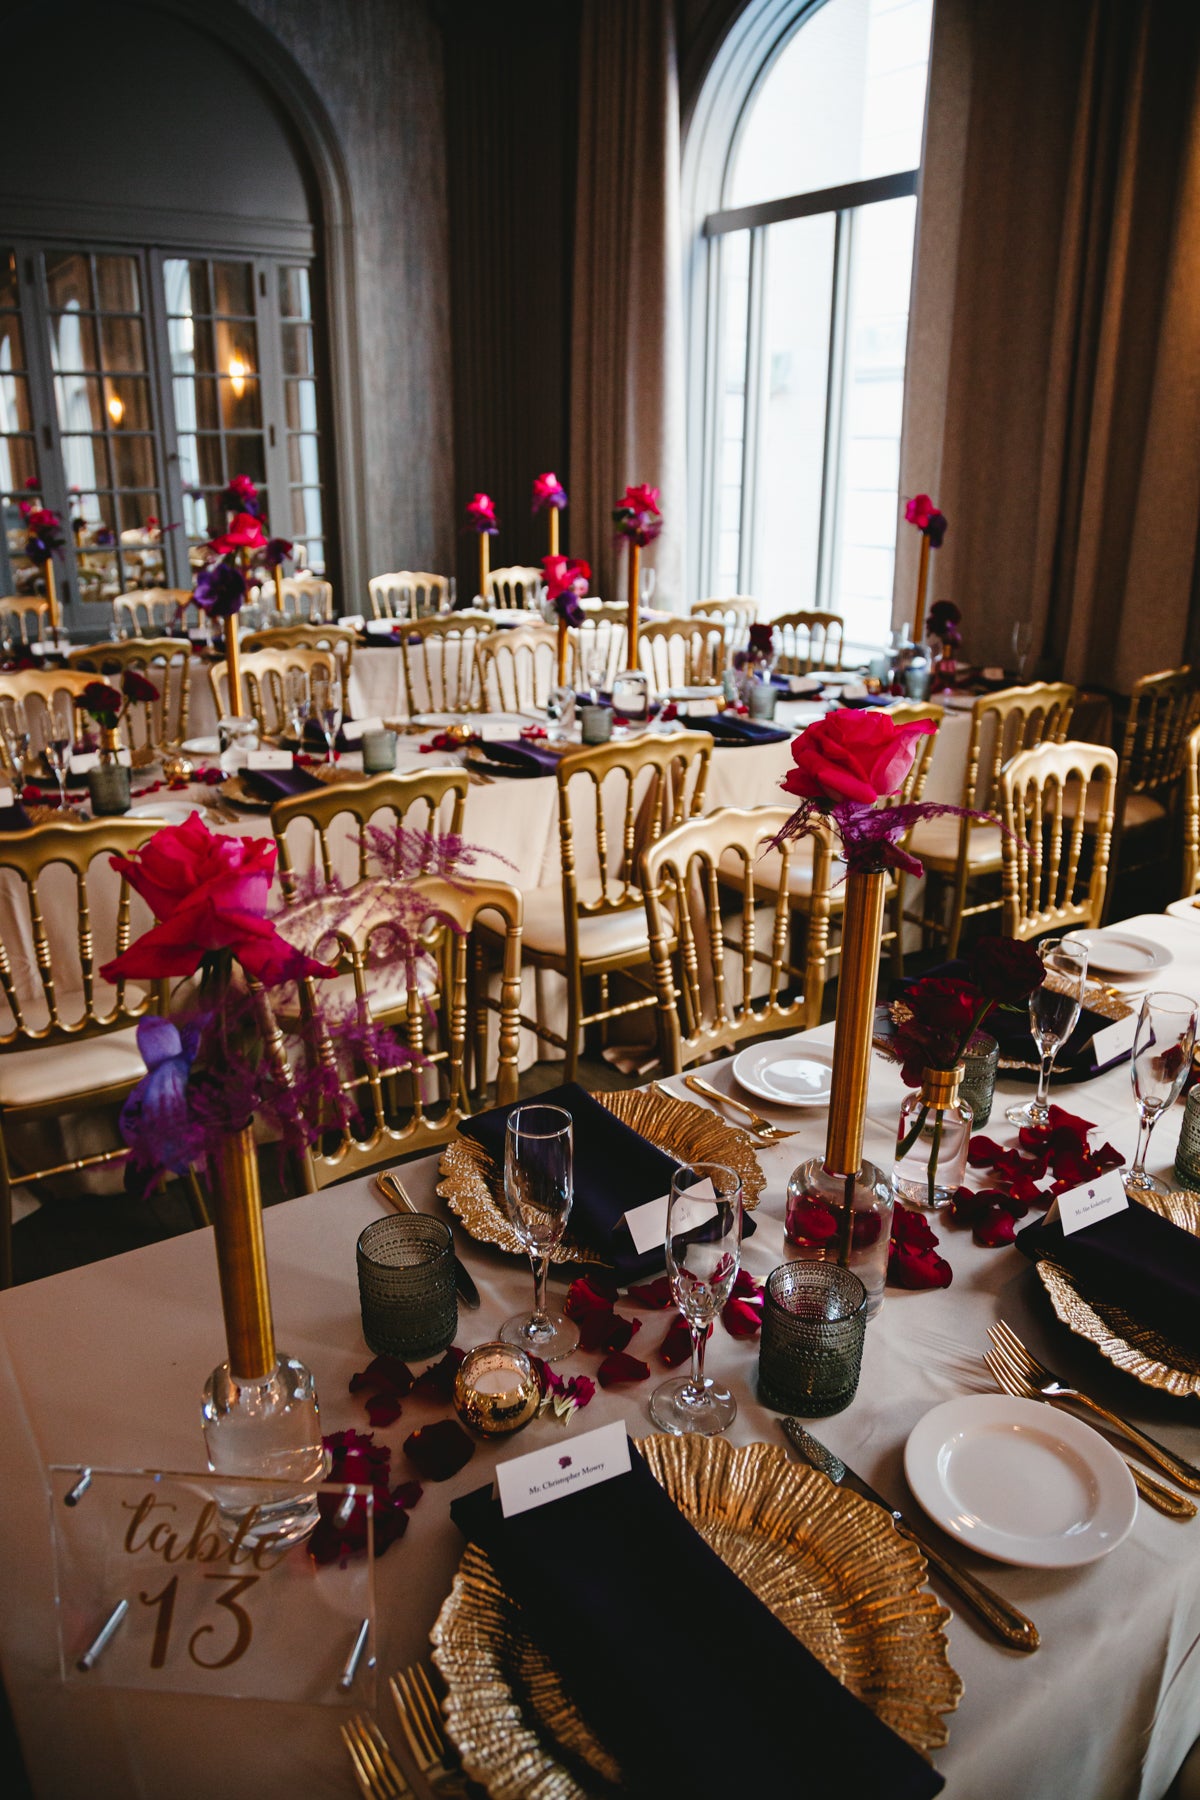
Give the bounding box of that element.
[649,1163,743,1436]
[1005,937,1090,1128]
[1011,620,1034,680]
[499,1104,580,1361]
[639,566,657,607]
[284,668,310,747]
[41,702,74,811]
[3,724,30,783]
[1126,992,1199,1196]
[311,672,343,763]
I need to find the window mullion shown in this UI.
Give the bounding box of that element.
[19,242,79,626]
[816,208,851,614]
[146,247,187,592]
[740,225,767,598]
[255,260,288,549]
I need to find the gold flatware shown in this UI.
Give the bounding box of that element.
[983,1346,1196,1520]
[988,1320,1200,1492]
[680,1074,799,1142]
[376,1173,481,1309]
[341,1714,413,1799]
[390,1663,463,1794]
[782,1418,1040,1653]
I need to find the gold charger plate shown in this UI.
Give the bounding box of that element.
[435,1086,764,1266]
[217,764,359,810]
[1035,1187,1200,1398]
[430,1436,962,1800]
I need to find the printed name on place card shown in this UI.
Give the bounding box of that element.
[622,1179,718,1257]
[1052,1167,1129,1236]
[246,750,294,771]
[339,717,382,742]
[1090,1012,1138,1064]
[496,1420,631,1519]
[0,787,13,808]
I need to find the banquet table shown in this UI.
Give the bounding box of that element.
[3,910,1200,1799]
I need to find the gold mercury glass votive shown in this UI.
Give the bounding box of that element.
[454,1341,540,1436]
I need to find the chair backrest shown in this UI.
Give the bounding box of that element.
[113,588,192,637]
[487,565,542,610]
[0,817,163,1047]
[640,805,819,1072]
[0,669,93,757]
[999,739,1119,940]
[887,701,944,805]
[555,733,713,965]
[569,616,628,693]
[691,597,758,624]
[241,622,355,681]
[0,596,51,645]
[271,767,470,901]
[292,872,524,1187]
[960,682,1076,815]
[476,624,559,711]
[638,618,727,691]
[771,610,845,674]
[1117,667,1200,801]
[368,571,450,621]
[276,574,334,621]
[67,638,191,751]
[1183,722,1200,898]
[208,645,342,736]
[400,612,495,715]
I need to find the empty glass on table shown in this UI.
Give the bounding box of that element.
[1126,992,1199,1197]
[499,1103,580,1362]
[284,668,310,745]
[310,671,342,764]
[41,701,74,810]
[1006,937,1089,1129]
[650,1162,743,1436]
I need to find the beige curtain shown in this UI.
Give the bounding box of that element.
[903,0,1200,692]
[569,0,686,610]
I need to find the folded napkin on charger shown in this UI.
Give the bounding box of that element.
[0,800,33,831]
[891,960,1127,1084]
[700,713,792,747]
[240,764,324,803]
[459,1079,754,1280]
[465,738,562,778]
[451,1444,944,1800]
[1017,1200,1200,1359]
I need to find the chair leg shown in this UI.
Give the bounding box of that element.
[0,1123,13,1289]
[946,863,970,960]
[472,937,490,1104]
[565,966,582,1084]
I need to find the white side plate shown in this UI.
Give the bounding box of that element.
[126,801,204,825]
[1071,930,1172,976]
[181,736,220,756]
[731,1039,834,1106]
[904,1394,1137,1567]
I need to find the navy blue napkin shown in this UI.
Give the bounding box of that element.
[0,801,32,831]
[240,764,324,803]
[467,738,561,778]
[451,1444,944,1800]
[458,1079,754,1279]
[1017,1203,1200,1359]
[700,713,792,746]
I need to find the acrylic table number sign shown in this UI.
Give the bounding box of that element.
[48,1465,377,1706]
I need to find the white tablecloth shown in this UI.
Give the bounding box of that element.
[3,912,1200,1798]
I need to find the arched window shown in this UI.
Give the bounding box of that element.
[688,0,933,652]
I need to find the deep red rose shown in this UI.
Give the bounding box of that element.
[83,680,123,724]
[783,710,937,806]
[905,494,936,530]
[122,668,159,704]
[906,976,980,1041]
[210,510,267,553]
[968,937,1046,1007]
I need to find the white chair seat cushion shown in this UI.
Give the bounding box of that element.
[719,842,855,900]
[521,881,651,961]
[908,817,1004,868]
[1076,786,1165,829]
[0,1025,145,1109]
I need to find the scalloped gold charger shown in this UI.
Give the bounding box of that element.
[1036,1187,1200,1399]
[430,1436,961,1800]
[436,1086,764,1266]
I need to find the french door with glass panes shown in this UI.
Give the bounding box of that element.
[0,243,327,632]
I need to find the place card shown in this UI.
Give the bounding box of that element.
[496,1420,630,1519]
[0,787,13,808]
[365,619,397,638]
[68,752,99,774]
[340,717,382,742]
[981,665,1006,681]
[1091,1011,1138,1066]
[623,1181,717,1257]
[341,613,365,630]
[1051,1167,1129,1236]
[246,749,293,771]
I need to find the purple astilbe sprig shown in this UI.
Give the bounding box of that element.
[771,797,997,879]
[194,556,247,618]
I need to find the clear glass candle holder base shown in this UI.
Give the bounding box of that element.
[784,1157,893,1319]
[649,1371,737,1437]
[201,1352,325,1549]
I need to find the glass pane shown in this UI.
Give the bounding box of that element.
[285,379,319,432]
[100,315,146,372]
[175,376,219,432]
[287,434,321,485]
[162,257,192,317]
[291,487,323,537]
[61,432,111,489]
[219,377,261,432]
[728,0,933,205]
[0,249,17,311]
[55,374,103,432]
[0,437,38,491]
[77,551,118,602]
[755,212,835,613]
[119,491,162,532]
[227,436,267,484]
[303,539,325,574]
[49,312,99,373]
[111,434,157,489]
[212,261,254,316]
[94,255,140,314]
[182,489,211,539]
[282,324,314,377]
[0,313,25,371]
[196,438,224,487]
[104,377,151,431]
[279,266,311,320]
[713,230,750,594]
[46,252,93,313]
[0,372,32,434]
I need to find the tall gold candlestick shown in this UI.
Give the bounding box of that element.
[211,1127,275,1380]
[913,534,931,643]
[627,542,641,668]
[479,533,490,605]
[824,867,886,1187]
[272,564,284,615]
[43,558,60,635]
[556,615,569,686]
[225,617,245,717]
[548,506,559,558]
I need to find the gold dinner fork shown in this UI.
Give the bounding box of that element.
[983,1346,1196,1519]
[679,1075,799,1142]
[391,1663,466,1795]
[989,1320,1200,1492]
[341,1713,414,1800]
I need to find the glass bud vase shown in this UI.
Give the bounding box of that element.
[87,726,131,815]
[784,1156,894,1320]
[892,1065,973,1213]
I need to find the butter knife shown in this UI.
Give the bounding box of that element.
[782,1419,1040,1654]
[376,1172,481,1309]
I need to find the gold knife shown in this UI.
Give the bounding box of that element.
[376,1171,481,1309]
[782,1419,1040,1653]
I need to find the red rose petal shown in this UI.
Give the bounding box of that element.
[659,1313,695,1366]
[349,1354,414,1397]
[721,1295,764,1338]
[410,1347,466,1403]
[365,1394,404,1428]
[625,1276,675,1308]
[402,1419,476,1481]
[973,1203,1018,1247]
[602,1313,640,1353]
[596,1351,651,1386]
[888,1239,953,1289]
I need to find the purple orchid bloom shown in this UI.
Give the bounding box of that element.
[194,557,247,618]
[119,1015,201,1192]
[262,536,293,572]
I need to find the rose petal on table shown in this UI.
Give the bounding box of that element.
[402,1419,476,1481]
[973,1203,1019,1247]
[365,1393,404,1427]
[659,1313,695,1366]
[624,1275,675,1308]
[411,1346,466,1402]
[596,1350,651,1386]
[349,1354,415,1398]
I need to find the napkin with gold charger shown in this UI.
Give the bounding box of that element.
[1017,1196,1200,1359]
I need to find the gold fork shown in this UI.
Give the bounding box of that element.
[390,1663,460,1792]
[989,1320,1200,1492]
[983,1346,1196,1519]
[680,1075,799,1142]
[341,1714,414,1799]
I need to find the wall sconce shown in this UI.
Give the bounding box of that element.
[106,393,124,426]
[228,355,248,398]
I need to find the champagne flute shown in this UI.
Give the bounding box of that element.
[1011,619,1034,681]
[1126,992,1199,1197]
[42,702,74,811]
[3,725,30,782]
[1005,937,1089,1128]
[284,668,310,747]
[650,1163,743,1436]
[639,566,657,607]
[312,672,343,763]
[499,1104,579,1361]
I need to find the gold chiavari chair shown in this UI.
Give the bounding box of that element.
[580,600,628,623]
[67,638,191,756]
[1181,722,1200,899]
[480,731,712,1079]
[773,610,845,674]
[638,618,727,692]
[208,645,342,737]
[570,616,628,693]
[907,682,1075,957]
[1102,666,1200,919]
[640,806,819,1074]
[691,597,758,626]
[999,740,1118,941]
[0,670,92,776]
[0,596,51,645]
[487,566,542,611]
[400,613,495,716]
[113,588,192,637]
[367,571,450,621]
[0,818,193,1287]
[276,574,334,621]
[476,624,559,712]
[241,622,356,682]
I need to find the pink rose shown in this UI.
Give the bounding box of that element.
[209,511,267,553]
[783,710,937,806]
[905,493,935,529]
